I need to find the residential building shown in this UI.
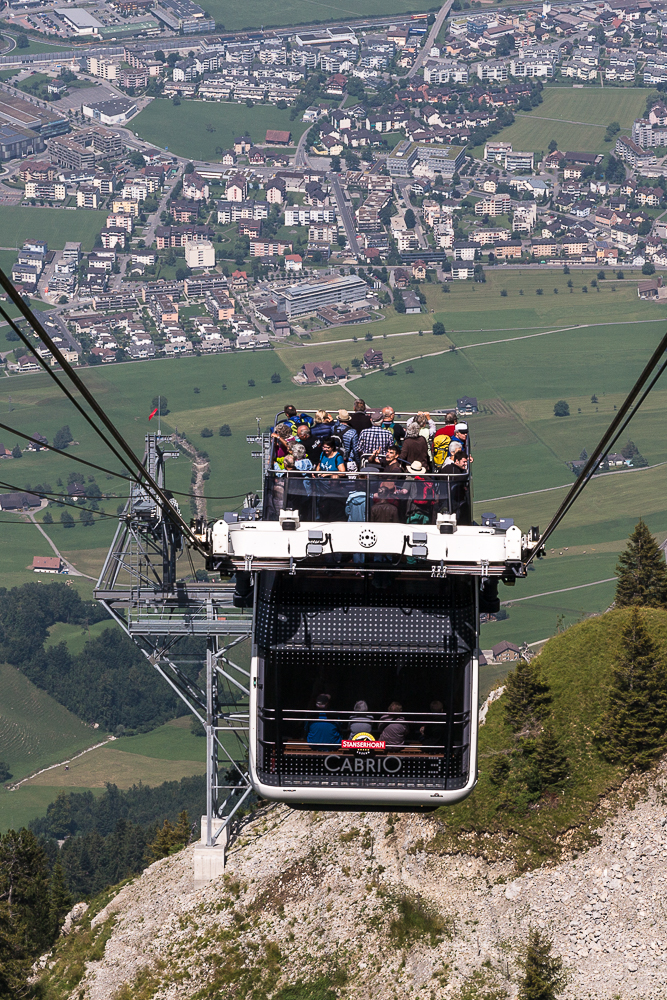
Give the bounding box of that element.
[184,240,215,268]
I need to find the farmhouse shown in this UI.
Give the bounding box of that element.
[32,556,62,574]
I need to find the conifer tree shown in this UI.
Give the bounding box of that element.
[534,726,568,789]
[503,659,552,734]
[615,519,667,608]
[517,928,567,1000]
[172,810,191,848]
[146,819,176,862]
[48,860,72,937]
[597,607,667,769]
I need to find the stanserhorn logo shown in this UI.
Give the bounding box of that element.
[341,733,386,756]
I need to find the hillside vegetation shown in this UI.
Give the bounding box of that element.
[430,607,667,870]
[0,661,97,783]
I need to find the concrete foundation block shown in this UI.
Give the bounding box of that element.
[193,816,230,884]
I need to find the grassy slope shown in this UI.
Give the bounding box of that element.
[0,661,100,783]
[470,87,648,157]
[131,100,308,160]
[0,207,104,251]
[432,608,667,870]
[0,785,100,834]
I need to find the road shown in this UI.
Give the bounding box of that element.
[144,163,182,248]
[408,0,454,78]
[398,180,428,250]
[27,511,96,579]
[328,171,359,256]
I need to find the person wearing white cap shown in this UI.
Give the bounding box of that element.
[451,422,470,457]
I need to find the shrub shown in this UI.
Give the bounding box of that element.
[432,321,446,336]
[219,424,232,437]
[553,400,570,417]
[389,895,450,948]
[200,428,213,438]
[270,372,281,383]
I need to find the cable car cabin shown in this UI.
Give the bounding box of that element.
[207,413,533,810]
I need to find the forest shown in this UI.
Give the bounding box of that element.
[0,582,201,731]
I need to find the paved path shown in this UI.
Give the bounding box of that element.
[476,461,667,505]
[408,0,454,78]
[8,736,115,789]
[500,577,616,607]
[514,113,616,129]
[27,512,97,579]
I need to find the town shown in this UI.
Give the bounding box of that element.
[0,0,667,374]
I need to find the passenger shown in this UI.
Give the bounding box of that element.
[270,454,294,514]
[406,461,437,524]
[370,481,399,523]
[333,409,359,466]
[289,442,313,513]
[271,423,292,467]
[349,398,373,433]
[296,423,322,465]
[435,411,457,438]
[420,700,446,753]
[400,422,430,470]
[443,441,462,467]
[449,452,470,524]
[451,422,470,458]
[375,406,405,447]
[317,438,346,475]
[358,422,393,460]
[283,406,314,433]
[311,409,335,441]
[305,694,342,749]
[378,702,409,747]
[291,442,312,472]
[349,700,374,738]
[380,443,403,473]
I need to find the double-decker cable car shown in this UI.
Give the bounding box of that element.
[208,410,535,810]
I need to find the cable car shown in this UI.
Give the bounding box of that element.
[208,412,537,810]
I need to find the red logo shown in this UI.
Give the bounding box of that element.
[341,739,386,751]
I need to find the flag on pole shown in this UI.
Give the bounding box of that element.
[149,407,159,421]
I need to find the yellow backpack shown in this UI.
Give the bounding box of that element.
[432,433,451,469]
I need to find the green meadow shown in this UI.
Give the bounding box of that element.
[131,100,308,159]
[471,87,649,157]
[0,207,105,251]
[199,0,437,31]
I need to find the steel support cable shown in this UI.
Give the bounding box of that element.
[0,300,143,487]
[526,331,667,566]
[0,418,250,503]
[0,271,205,552]
[0,480,121,517]
[544,357,667,542]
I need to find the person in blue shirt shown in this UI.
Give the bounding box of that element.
[317,439,346,474]
[305,694,341,749]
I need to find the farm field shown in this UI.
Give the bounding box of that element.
[0,206,105,250]
[0,661,100,784]
[471,87,648,157]
[131,100,308,160]
[286,269,657,350]
[199,0,437,31]
[45,619,117,655]
[0,272,665,649]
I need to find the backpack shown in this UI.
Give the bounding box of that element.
[432,433,451,469]
[414,477,437,504]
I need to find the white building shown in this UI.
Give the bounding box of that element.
[185,241,215,269]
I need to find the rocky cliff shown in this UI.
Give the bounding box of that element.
[43,758,667,1000]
